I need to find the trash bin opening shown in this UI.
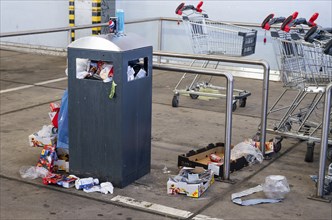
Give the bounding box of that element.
[75,58,114,83]
[127,57,148,82]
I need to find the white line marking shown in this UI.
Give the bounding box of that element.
[111,195,192,218]
[110,195,223,219]
[193,214,224,220]
[0,77,67,94]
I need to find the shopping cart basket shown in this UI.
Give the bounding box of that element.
[257,12,332,160]
[172,1,256,111]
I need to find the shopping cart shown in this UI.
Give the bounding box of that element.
[258,12,332,160]
[172,1,257,111]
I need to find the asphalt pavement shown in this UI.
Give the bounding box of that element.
[1,49,331,220]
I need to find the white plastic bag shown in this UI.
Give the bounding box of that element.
[37,125,54,138]
[263,175,290,199]
[19,166,49,179]
[127,66,135,81]
[135,68,146,79]
[231,139,263,164]
[76,58,90,79]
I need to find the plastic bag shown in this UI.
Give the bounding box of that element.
[57,90,69,149]
[37,125,54,138]
[231,139,263,164]
[263,175,290,199]
[76,58,90,79]
[19,166,49,179]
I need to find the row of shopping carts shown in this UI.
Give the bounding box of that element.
[172,1,256,111]
[259,12,332,161]
[172,1,331,160]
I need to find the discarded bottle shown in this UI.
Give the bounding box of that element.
[116,9,125,34]
[75,177,99,190]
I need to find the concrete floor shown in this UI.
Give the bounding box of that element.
[0,49,331,219]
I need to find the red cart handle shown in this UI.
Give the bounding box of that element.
[175,1,204,15]
[291,11,299,19]
[281,14,296,32]
[308,12,319,27]
[261,13,274,30]
[175,3,185,15]
[196,1,203,12]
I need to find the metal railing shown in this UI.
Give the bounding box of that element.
[153,51,271,179]
[0,17,261,50]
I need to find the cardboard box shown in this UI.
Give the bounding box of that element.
[167,167,214,198]
[178,142,248,178]
[29,133,57,147]
[54,160,69,172]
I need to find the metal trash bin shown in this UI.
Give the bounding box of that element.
[67,33,152,188]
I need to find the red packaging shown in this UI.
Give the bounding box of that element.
[49,103,60,128]
[209,153,222,162]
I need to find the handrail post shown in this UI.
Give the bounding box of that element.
[260,61,270,156]
[157,19,162,63]
[152,51,270,180]
[223,72,234,180]
[317,83,332,198]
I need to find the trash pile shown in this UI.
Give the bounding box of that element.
[23,93,113,195]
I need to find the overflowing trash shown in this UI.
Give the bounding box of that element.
[28,125,57,148]
[71,58,146,83]
[23,95,114,195]
[36,144,58,171]
[80,181,114,195]
[231,175,290,206]
[167,167,214,198]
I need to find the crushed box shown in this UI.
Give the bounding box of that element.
[167,167,214,198]
[54,160,69,172]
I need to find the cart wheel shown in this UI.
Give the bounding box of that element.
[327,145,332,161]
[232,102,237,112]
[273,140,282,153]
[304,141,315,162]
[239,98,247,108]
[285,122,292,132]
[172,95,179,108]
[189,93,199,99]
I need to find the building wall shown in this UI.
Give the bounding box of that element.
[1,0,330,48]
[117,1,332,27]
[1,1,331,73]
[0,0,114,48]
